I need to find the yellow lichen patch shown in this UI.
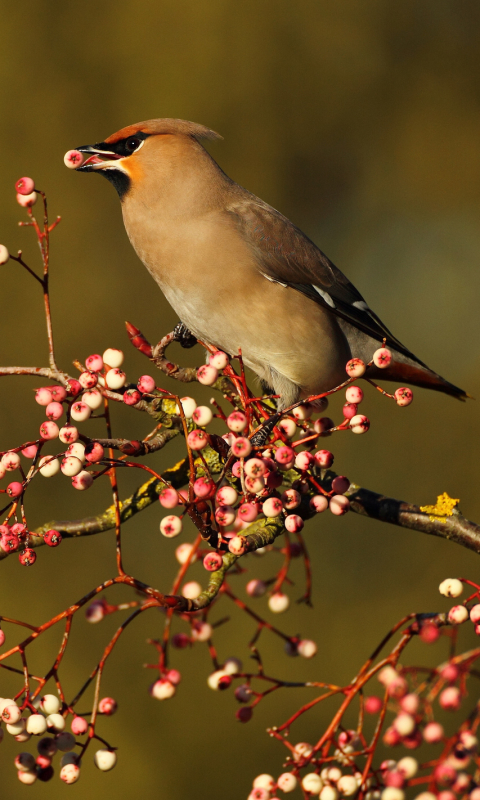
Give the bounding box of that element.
[420,492,460,523]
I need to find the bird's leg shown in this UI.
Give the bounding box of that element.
[250,412,282,447]
[172,321,197,349]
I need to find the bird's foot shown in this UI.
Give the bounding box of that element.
[173,322,197,349]
[250,412,282,447]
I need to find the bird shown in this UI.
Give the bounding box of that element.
[68,118,468,409]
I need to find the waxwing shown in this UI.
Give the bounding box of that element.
[68,118,467,408]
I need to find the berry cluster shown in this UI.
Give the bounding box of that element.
[0,178,473,798]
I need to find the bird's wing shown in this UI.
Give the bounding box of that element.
[226,196,426,366]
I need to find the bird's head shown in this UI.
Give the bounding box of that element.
[65,118,222,199]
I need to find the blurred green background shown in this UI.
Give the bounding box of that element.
[1,0,480,797]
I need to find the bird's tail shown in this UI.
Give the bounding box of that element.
[371,359,471,401]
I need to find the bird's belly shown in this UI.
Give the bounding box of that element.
[161,278,349,399]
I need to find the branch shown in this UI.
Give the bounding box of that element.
[347,483,480,554]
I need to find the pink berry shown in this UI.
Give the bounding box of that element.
[203,552,223,571]
[197,364,218,385]
[262,497,283,517]
[309,495,329,513]
[64,150,85,169]
[440,663,459,683]
[346,358,366,378]
[50,385,67,401]
[98,697,117,715]
[246,579,266,597]
[105,368,126,390]
[60,456,83,478]
[159,487,179,509]
[17,190,37,207]
[160,515,183,538]
[282,488,301,509]
[0,245,9,265]
[85,442,104,463]
[227,411,248,432]
[350,414,370,434]
[313,417,335,435]
[21,444,38,459]
[40,420,59,440]
[15,176,35,195]
[35,387,53,406]
[244,458,266,478]
[423,721,444,743]
[329,495,350,515]
[400,693,420,714]
[346,385,363,404]
[123,388,142,405]
[295,450,314,470]
[85,354,103,372]
[137,375,156,393]
[166,669,182,685]
[71,716,88,735]
[373,347,392,368]
[275,445,295,465]
[395,387,413,407]
[278,418,297,438]
[192,405,213,426]
[343,402,358,419]
[187,430,208,450]
[448,605,469,625]
[439,686,461,711]
[216,485,238,506]
[85,600,106,623]
[228,535,246,555]
[209,350,229,369]
[150,679,176,700]
[231,437,252,457]
[314,449,334,468]
[215,505,236,526]
[1,532,19,553]
[298,639,317,658]
[244,475,265,494]
[71,470,93,491]
[193,476,214,498]
[470,604,480,623]
[66,379,82,397]
[331,475,350,494]
[238,502,259,522]
[79,371,98,389]
[70,402,91,422]
[45,401,63,421]
[7,481,23,498]
[292,403,313,421]
[44,529,62,547]
[365,695,383,714]
[19,548,36,566]
[0,628,5,646]
[285,514,304,532]
[2,451,20,471]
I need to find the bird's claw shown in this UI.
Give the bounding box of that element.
[250,413,282,447]
[173,322,197,349]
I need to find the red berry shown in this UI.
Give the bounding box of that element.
[15,176,35,195]
[123,388,142,405]
[236,706,253,722]
[7,481,23,498]
[19,548,36,566]
[203,552,223,571]
[44,529,62,547]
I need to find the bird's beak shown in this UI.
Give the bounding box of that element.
[74,144,123,172]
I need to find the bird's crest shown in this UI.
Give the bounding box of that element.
[104,119,222,145]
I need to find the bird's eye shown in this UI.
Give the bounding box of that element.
[125,137,142,153]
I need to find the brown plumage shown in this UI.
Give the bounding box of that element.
[72,118,468,408]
